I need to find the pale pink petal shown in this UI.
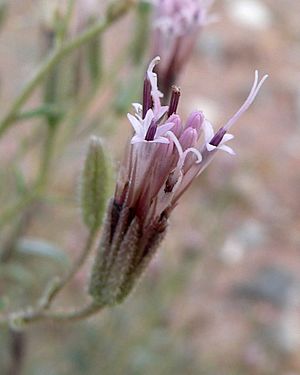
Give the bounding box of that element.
[152,136,170,144]
[127,113,142,135]
[166,130,183,158]
[143,109,155,132]
[224,71,268,131]
[206,143,216,152]
[155,105,169,120]
[132,103,142,114]
[183,148,202,164]
[221,133,234,143]
[131,135,144,144]
[203,119,215,143]
[219,144,236,155]
[155,122,174,137]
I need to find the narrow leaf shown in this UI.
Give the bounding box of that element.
[15,238,69,267]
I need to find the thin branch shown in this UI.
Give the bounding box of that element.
[9,301,102,327]
[39,230,98,309]
[0,192,38,231]
[0,205,36,263]
[1,230,100,329]
[0,123,57,231]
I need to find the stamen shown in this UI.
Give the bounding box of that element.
[168,86,181,117]
[145,120,158,141]
[209,127,226,147]
[142,77,152,119]
[224,71,268,131]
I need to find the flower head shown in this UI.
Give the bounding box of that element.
[116,57,268,217]
[152,0,214,35]
[149,0,215,94]
[89,57,268,307]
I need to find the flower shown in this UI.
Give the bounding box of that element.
[149,0,215,95]
[89,57,268,306]
[152,0,214,35]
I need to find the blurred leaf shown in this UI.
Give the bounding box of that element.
[0,296,7,310]
[114,73,141,114]
[0,263,35,284]
[16,105,64,122]
[0,0,7,31]
[13,166,27,194]
[87,34,102,84]
[131,1,151,64]
[15,238,70,267]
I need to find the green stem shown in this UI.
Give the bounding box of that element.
[40,230,98,309]
[42,302,102,322]
[15,105,63,122]
[0,125,57,231]
[56,0,75,46]
[2,230,99,329]
[0,192,38,230]
[0,0,135,138]
[131,1,151,65]
[2,231,102,329]
[11,301,102,327]
[36,124,57,189]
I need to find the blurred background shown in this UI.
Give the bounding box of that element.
[0,0,299,374]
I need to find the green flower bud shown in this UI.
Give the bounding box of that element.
[80,136,109,232]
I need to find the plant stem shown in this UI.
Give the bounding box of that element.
[7,330,26,375]
[2,230,100,329]
[15,105,63,122]
[36,124,57,189]
[0,206,35,263]
[42,302,102,322]
[40,230,98,309]
[0,0,135,138]
[0,192,38,230]
[12,301,102,326]
[0,123,57,231]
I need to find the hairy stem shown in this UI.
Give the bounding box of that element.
[40,230,98,309]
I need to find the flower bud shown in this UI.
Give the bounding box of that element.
[80,136,109,232]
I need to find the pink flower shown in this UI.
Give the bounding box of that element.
[89,57,268,306]
[149,0,215,94]
[115,57,268,220]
